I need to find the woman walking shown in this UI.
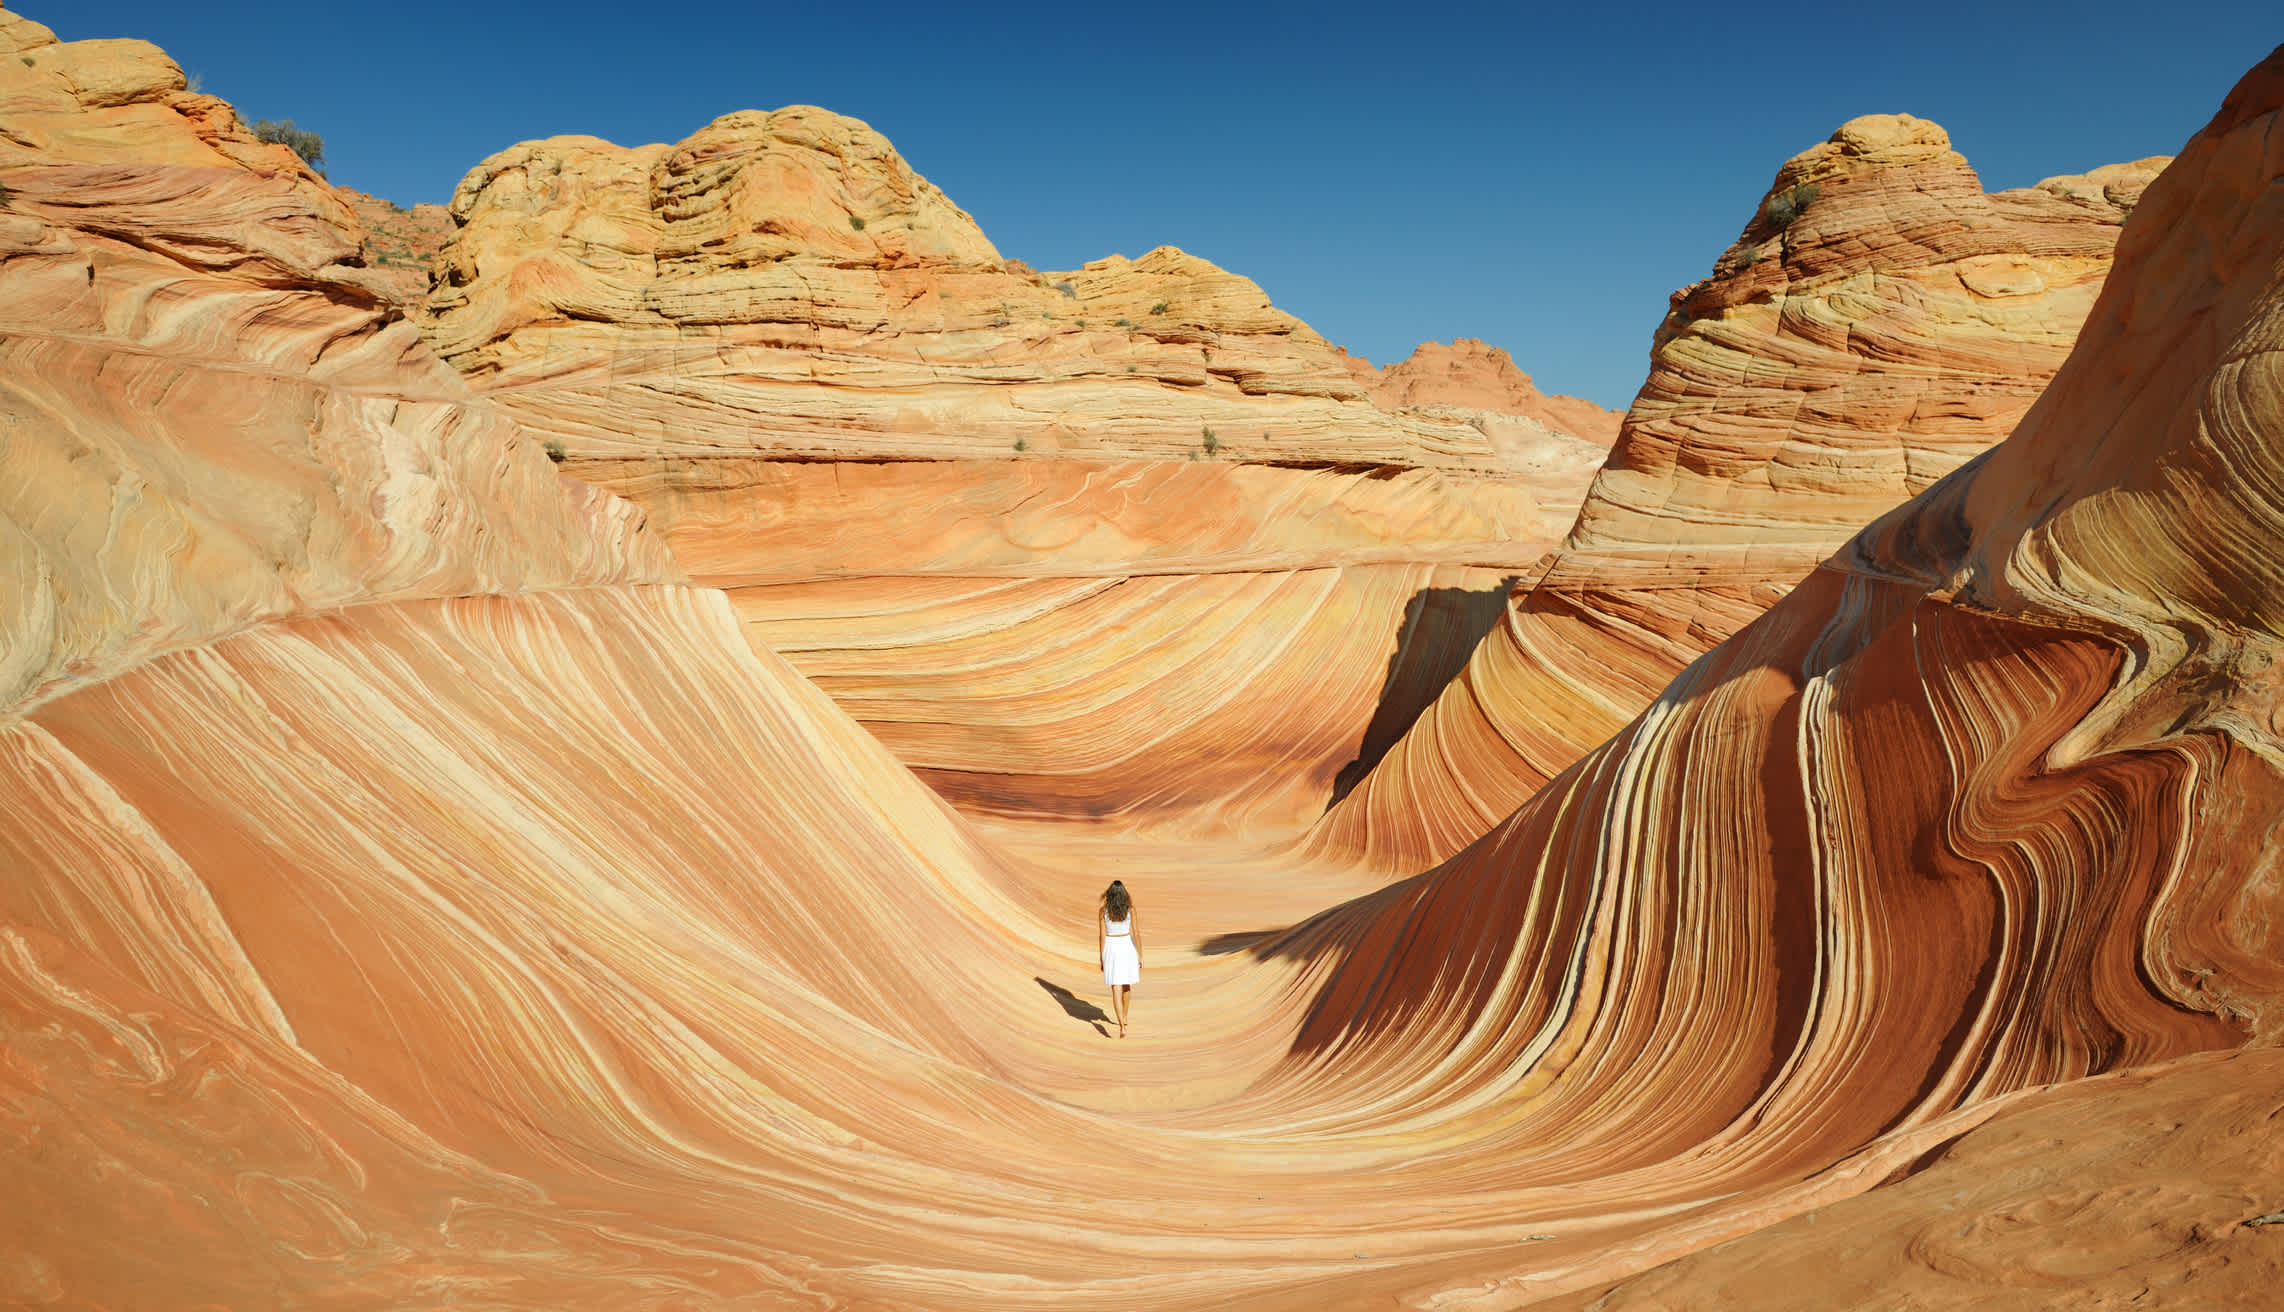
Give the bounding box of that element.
[1098,880,1141,1038]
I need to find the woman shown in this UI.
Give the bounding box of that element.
[1098,879,1141,1038]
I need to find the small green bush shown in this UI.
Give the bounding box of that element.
[1013,438,1028,453]
[1762,181,1820,230]
[1150,301,1169,315]
[1055,281,1077,298]
[0,181,11,209]
[1201,427,1221,456]
[542,439,566,463]
[1114,317,1134,329]
[250,119,325,176]
[848,215,866,231]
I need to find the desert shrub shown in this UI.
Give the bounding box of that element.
[542,439,566,463]
[1762,181,1819,229]
[1055,281,1077,298]
[0,181,11,209]
[250,119,325,176]
[848,215,866,231]
[1114,317,1134,329]
[1150,301,1169,315]
[1201,427,1221,456]
[1014,438,1028,452]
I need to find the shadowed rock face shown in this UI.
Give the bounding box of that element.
[1313,112,2172,871]
[6,3,2284,1306]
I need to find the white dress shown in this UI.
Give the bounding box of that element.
[1102,912,1140,987]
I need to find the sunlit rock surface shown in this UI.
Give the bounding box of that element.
[0,7,669,719]
[1313,113,2172,871]
[1358,336,1626,447]
[339,187,452,302]
[7,5,2284,1306]
[417,108,1612,466]
[415,106,1606,831]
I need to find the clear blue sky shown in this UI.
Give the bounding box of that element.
[43,2,2279,410]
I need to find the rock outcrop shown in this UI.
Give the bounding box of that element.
[1360,337,1625,445]
[339,187,453,302]
[0,7,668,719]
[9,3,2284,1307]
[1313,113,2172,870]
[1255,48,2284,1302]
[417,107,1611,467]
[414,107,1608,832]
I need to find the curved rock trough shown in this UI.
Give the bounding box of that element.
[4,5,2284,1305]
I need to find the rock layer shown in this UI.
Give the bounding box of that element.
[7,7,2284,1310]
[339,187,453,302]
[1314,114,2172,870]
[1359,337,1625,446]
[414,106,1606,829]
[418,108,1611,467]
[0,7,668,719]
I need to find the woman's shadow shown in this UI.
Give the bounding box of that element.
[1034,978,1111,1038]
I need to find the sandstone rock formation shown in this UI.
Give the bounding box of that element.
[1558,1049,2284,1309]
[0,8,667,718]
[1256,48,2284,1302]
[339,187,453,302]
[1313,113,2172,870]
[414,106,1609,832]
[418,108,1609,467]
[9,2,2284,1307]
[1359,337,1625,446]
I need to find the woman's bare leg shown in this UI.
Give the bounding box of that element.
[1117,984,1131,1036]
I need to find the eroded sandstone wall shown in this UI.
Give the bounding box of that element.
[1314,113,2170,870]
[413,107,1610,833]
[0,9,670,720]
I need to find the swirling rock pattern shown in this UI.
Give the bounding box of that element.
[0,6,670,719]
[1314,112,2173,871]
[6,6,2284,1308]
[414,107,1607,829]
[581,452,1560,830]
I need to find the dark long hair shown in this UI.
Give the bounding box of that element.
[1101,880,1132,922]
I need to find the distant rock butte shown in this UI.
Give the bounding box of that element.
[1356,338,1624,445]
[1312,112,2172,869]
[416,106,1613,467]
[338,187,452,302]
[413,105,1609,831]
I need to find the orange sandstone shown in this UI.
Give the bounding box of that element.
[415,106,1606,832]
[4,3,2284,1308]
[1314,113,2170,870]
